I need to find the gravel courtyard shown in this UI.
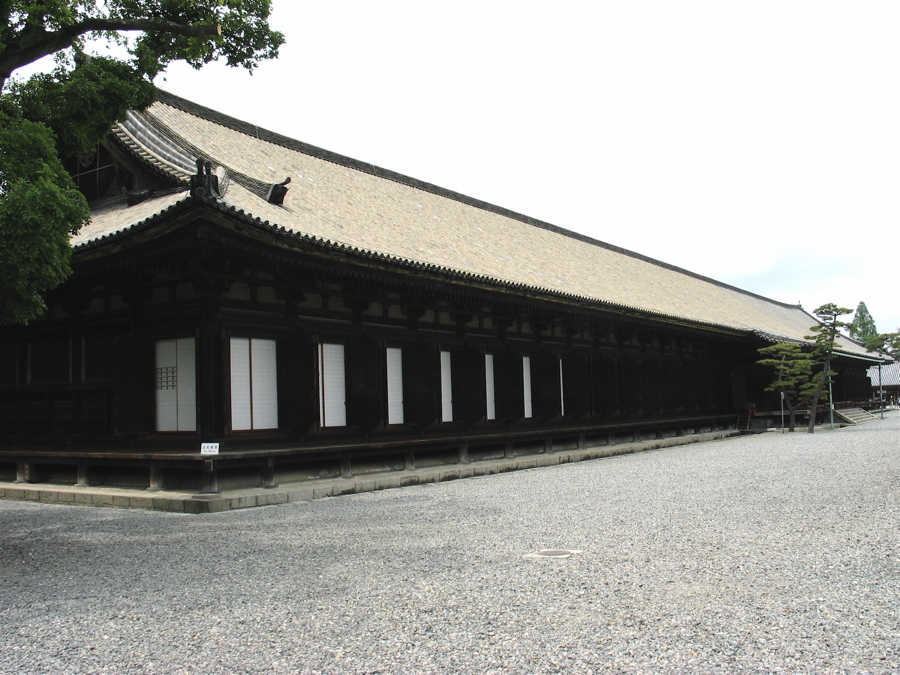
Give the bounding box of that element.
[2,413,897,674]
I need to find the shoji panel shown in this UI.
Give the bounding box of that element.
[231,338,278,431]
[250,339,278,429]
[439,350,454,422]
[155,338,197,432]
[230,338,252,431]
[318,343,347,427]
[386,347,404,425]
[523,356,533,419]
[484,353,495,420]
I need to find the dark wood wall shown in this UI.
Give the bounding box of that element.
[0,214,808,448]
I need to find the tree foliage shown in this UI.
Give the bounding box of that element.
[0,1,283,324]
[0,1,283,89]
[848,301,878,343]
[803,304,852,433]
[863,331,900,360]
[757,342,816,432]
[0,105,90,323]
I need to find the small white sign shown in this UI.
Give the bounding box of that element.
[201,442,220,455]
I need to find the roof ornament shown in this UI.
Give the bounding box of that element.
[267,177,291,205]
[190,159,222,201]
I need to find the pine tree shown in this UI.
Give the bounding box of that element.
[864,331,900,359]
[805,304,852,433]
[757,342,816,431]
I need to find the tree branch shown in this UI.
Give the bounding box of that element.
[0,17,221,82]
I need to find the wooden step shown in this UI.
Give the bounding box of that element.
[834,408,878,425]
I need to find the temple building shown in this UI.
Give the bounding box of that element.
[0,91,880,499]
[868,362,900,407]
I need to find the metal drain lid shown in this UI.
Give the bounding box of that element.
[523,549,583,559]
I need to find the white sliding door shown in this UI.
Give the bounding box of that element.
[485,353,495,420]
[386,347,404,425]
[559,358,566,417]
[230,338,252,430]
[230,337,278,431]
[251,339,278,429]
[523,355,533,419]
[155,338,196,432]
[440,350,453,422]
[318,343,346,427]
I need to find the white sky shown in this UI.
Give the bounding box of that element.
[132,1,900,333]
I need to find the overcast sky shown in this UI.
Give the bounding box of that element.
[154,1,896,333]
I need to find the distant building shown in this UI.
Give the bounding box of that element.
[868,362,900,406]
[0,92,879,494]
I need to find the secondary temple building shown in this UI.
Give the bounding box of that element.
[0,91,880,496]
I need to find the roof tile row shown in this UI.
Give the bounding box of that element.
[74,91,874,359]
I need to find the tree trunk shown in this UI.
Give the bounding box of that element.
[806,359,831,434]
[785,398,797,432]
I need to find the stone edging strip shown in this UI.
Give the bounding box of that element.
[0,430,739,513]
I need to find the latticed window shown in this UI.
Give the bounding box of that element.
[156,366,177,390]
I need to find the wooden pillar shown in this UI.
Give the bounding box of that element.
[404,450,415,471]
[15,461,35,483]
[201,459,219,494]
[340,456,352,478]
[458,441,470,464]
[148,463,164,491]
[75,464,91,487]
[197,322,225,437]
[261,457,277,488]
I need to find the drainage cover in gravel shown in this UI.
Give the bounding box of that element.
[523,549,583,559]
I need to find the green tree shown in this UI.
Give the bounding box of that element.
[757,342,816,432]
[864,331,900,360]
[804,303,852,433]
[848,301,878,342]
[0,1,283,324]
[0,105,91,323]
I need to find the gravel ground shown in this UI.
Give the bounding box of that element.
[1,413,898,674]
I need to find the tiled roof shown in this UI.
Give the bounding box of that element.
[75,91,875,360]
[868,362,900,387]
[74,188,188,245]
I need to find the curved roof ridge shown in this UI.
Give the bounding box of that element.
[125,104,283,201]
[155,90,801,313]
[115,109,196,179]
